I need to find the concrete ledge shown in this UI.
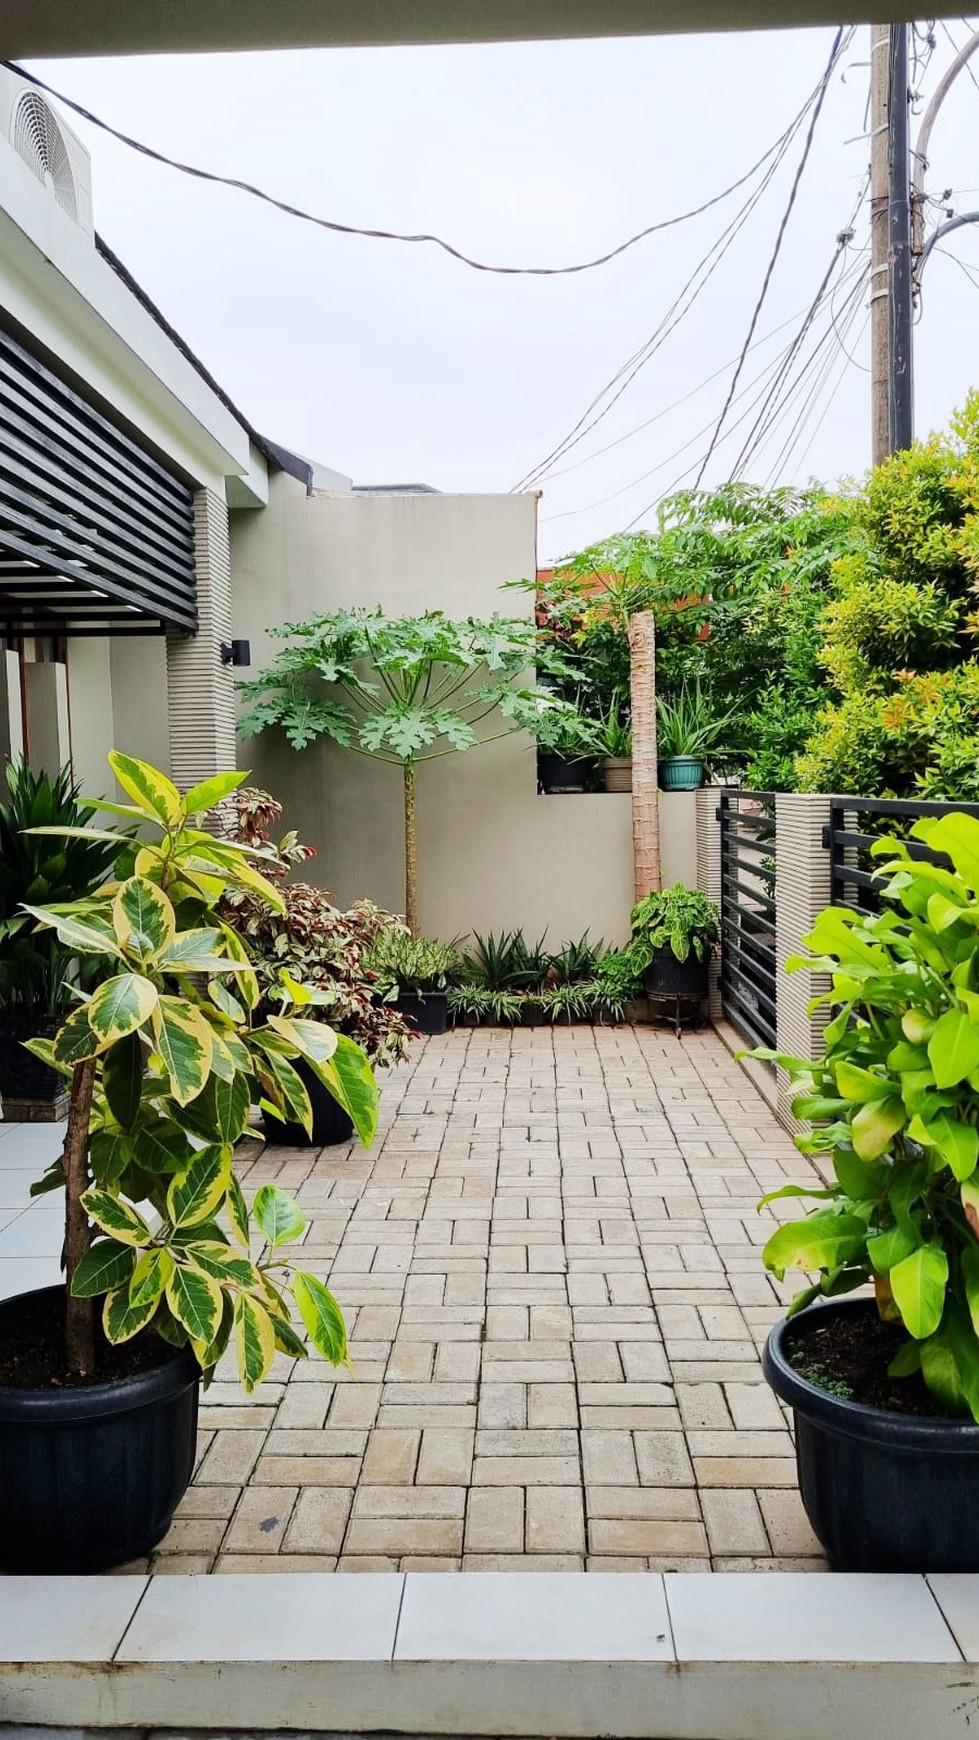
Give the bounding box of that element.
[1,1572,977,1740]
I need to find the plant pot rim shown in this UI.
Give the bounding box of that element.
[601,756,633,768]
[0,1286,201,1425]
[659,754,704,766]
[764,1296,979,1449]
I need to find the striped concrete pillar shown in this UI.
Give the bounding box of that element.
[774,792,833,1133]
[696,785,723,1020]
[166,488,237,792]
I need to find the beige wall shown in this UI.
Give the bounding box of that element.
[66,635,170,797]
[230,473,697,945]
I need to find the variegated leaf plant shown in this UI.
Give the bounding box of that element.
[25,751,376,1392]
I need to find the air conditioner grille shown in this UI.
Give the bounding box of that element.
[12,91,78,221]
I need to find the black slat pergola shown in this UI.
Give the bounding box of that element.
[0,326,197,638]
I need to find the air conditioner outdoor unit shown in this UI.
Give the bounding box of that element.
[0,67,93,236]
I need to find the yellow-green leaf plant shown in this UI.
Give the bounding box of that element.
[24,751,377,1388]
[747,811,979,1423]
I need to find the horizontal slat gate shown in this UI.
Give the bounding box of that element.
[826,796,979,916]
[719,788,777,1049]
[0,326,197,636]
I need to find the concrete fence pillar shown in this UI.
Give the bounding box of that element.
[166,487,237,791]
[774,792,833,1132]
[696,785,723,1020]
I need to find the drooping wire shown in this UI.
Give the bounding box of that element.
[508,59,840,495]
[691,25,849,488]
[2,57,845,283]
[617,257,869,529]
[726,181,866,480]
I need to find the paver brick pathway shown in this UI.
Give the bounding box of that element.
[155,1024,827,1573]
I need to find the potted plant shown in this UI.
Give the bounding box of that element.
[749,811,979,1572]
[218,787,411,1147]
[629,883,719,1001]
[0,751,377,1575]
[590,697,633,793]
[0,762,123,1119]
[656,679,735,790]
[533,699,599,794]
[365,929,461,1035]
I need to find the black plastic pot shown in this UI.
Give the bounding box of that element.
[643,944,709,1000]
[765,1297,979,1572]
[0,1287,201,1573]
[0,1015,62,1105]
[395,990,448,1036]
[538,753,591,794]
[262,1052,354,1147]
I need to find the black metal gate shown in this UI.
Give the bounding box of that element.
[718,789,777,1048]
[825,796,979,917]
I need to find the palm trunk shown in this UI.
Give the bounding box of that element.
[628,610,661,902]
[64,1057,96,1376]
[403,760,419,935]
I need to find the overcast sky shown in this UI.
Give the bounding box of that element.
[26,24,979,561]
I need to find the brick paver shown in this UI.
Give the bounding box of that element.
[151,1024,827,1572]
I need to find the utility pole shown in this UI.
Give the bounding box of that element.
[888,23,914,453]
[869,22,913,464]
[870,22,891,468]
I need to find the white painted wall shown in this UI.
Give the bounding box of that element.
[230,472,698,944]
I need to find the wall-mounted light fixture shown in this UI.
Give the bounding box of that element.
[220,639,251,668]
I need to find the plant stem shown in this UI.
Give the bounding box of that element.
[64,1057,96,1377]
[403,760,419,936]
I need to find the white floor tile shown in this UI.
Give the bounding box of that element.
[117,1572,403,1662]
[0,1256,63,1301]
[396,1572,673,1661]
[665,1572,959,1661]
[0,1212,65,1257]
[0,1576,147,1660]
[928,1576,979,1660]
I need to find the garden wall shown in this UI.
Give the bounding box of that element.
[229,472,696,942]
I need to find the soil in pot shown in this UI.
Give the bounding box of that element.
[787,1305,954,1419]
[0,1285,200,1573]
[262,1052,354,1146]
[765,1297,979,1571]
[395,991,448,1036]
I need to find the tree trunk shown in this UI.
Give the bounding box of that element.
[403,760,419,935]
[628,610,661,902]
[64,1057,96,1377]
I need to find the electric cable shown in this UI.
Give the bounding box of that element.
[726,187,865,480]
[691,25,848,488]
[2,57,846,282]
[509,80,828,494]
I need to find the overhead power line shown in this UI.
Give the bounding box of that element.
[4,58,837,282]
[692,24,848,487]
[509,55,844,494]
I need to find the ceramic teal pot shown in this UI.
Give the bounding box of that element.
[659,756,704,791]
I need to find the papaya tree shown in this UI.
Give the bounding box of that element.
[238,607,566,933]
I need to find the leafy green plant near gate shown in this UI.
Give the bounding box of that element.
[630,885,720,967]
[24,752,378,1390]
[747,811,979,1422]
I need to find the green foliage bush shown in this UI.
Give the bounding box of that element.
[798,392,979,797]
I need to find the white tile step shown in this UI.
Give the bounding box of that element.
[0,1572,974,1740]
